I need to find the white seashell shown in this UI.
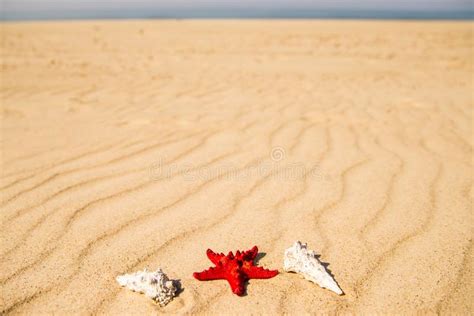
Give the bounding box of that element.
[283,241,343,295]
[116,268,180,306]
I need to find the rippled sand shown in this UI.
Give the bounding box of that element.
[1,20,473,314]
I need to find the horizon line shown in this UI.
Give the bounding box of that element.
[2,8,473,21]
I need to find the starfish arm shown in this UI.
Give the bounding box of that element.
[206,249,225,265]
[225,271,246,296]
[242,246,258,261]
[193,266,225,280]
[244,266,279,279]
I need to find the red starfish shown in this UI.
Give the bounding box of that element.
[193,246,278,296]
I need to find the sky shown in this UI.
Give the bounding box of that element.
[2,0,473,20]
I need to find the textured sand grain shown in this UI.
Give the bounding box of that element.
[1,20,473,314]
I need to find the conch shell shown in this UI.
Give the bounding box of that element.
[284,241,343,295]
[116,268,180,306]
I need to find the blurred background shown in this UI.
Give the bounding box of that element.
[2,0,473,20]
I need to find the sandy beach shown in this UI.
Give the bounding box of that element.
[1,20,472,314]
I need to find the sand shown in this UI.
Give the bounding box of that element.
[0,20,472,314]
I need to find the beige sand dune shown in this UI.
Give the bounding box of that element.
[0,20,473,314]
